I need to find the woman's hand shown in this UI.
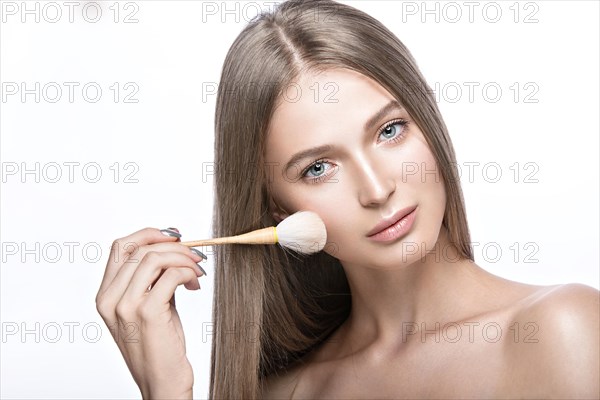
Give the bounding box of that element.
[95,227,207,399]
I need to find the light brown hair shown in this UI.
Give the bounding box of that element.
[210,0,473,397]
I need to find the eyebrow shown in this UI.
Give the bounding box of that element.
[283,100,405,172]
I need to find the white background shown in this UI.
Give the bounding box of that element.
[1,1,598,398]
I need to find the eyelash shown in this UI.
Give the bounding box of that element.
[301,118,410,184]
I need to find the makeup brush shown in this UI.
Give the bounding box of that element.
[180,211,327,255]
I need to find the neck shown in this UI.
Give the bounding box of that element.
[337,227,499,350]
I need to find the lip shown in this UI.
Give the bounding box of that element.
[366,205,418,239]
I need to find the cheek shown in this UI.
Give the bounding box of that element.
[404,137,445,199]
[423,148,446,206]
[269,136,447,262]
[271,179,350,256]
[314,196,352,256]
[405,140,447,247]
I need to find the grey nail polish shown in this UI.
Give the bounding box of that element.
[190,247,207,260]
[196,263,207,277]
[160,228,182,238]
[189,248,208,276]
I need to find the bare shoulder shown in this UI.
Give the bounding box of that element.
[516,283,599,331]
[260,362,305,400]
[503,283,599,398]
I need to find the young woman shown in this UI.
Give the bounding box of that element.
[95,0,600,398]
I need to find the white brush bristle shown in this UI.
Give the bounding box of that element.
[276,211,327,255]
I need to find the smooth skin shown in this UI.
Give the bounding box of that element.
[96,68,599,399]
[261,68,600,398]
[96,229,205,399]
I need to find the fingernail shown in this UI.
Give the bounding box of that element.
[196,263,207,277]
[190,247,207,260]
[160,228,182,238]
[167,227,180,233]
[189,248,208,277]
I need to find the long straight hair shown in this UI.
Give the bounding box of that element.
[210,0,473,397]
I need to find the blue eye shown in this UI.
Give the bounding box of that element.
[378,119,409,142]
[304,160,332,181]
[301,118,410,184]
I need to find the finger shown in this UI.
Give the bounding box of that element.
[148,246,206,290]
[98,227,182,295]
[123,252,204,300]
[145,267,201,310]
[105,242,204,299]
[97,244,197,324]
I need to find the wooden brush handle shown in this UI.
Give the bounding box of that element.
[180,227,277,247]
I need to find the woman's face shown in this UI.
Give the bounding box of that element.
[265,68,446,270]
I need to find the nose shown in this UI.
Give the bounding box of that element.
[356,155,396,207]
